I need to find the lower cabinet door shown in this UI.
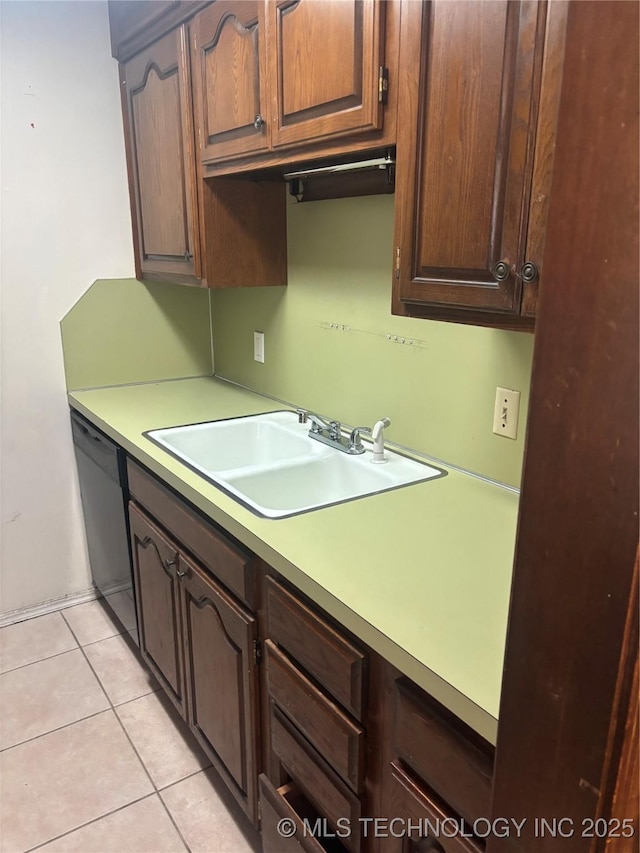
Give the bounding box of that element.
[383,762,482,853]
[129,503,185,716]
[180,555,259,822]
[259,775,326,853]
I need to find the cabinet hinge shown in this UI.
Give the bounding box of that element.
[252,638,262,666]
[257,799,261,822]
[395,247,401,279]
[378,66,389,104]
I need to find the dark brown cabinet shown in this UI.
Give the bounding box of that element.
[129,502,186,715]
[266,0,385,150]
[261,576,367,853]
[192,0,393,171]
[376,669,494,853]
[190,1,270,164]
[127,462,260,822]
[121,25,202,285]
[385,762,482,853]
[392,0,567,328]
[116,3,287,290]
[181,554,259,818]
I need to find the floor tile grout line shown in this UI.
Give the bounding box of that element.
[62,610,194,853]
[0,645,81,677]
[156,763,213,793]
[22,791,161,853]
[156,786,194,853]
[0,707,112,755]
[78,628,134,651]
[112,684,164,709]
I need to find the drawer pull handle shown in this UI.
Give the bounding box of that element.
[254,113,265,130]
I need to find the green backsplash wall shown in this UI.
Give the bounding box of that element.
[212,195,534,486]
[62,278,212,391]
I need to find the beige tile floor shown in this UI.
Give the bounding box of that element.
[0,600,261,853]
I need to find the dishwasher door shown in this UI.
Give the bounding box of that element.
[71,411,138,645]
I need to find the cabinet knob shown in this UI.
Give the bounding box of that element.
[521,261,539,282]
[253,114,265,130]
[492,261,510,282]
[176,568,190,580]
[163,557,177,570]
[184,251,193,262]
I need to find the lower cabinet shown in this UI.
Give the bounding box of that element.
[261,575,368,853]
[385,763,482,853]
[181,554,259,809]
[125,457,495,850]
[127,467,260,822]
[129,504,186,716]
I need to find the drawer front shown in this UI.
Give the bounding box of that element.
[266,576,367,719]
[271,705,362,853]
[266,640,365,792]
[394,680,493,826]
[259,776,325,853]
[127,460,255,607]
[388,762,482,853]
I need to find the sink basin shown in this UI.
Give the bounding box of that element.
[146,411,445,518]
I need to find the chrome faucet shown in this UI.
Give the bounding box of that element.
[297,409,391,459]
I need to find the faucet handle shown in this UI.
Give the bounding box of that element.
[348,426,371,454]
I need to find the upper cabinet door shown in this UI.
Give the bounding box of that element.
[191,2,270,163]
[267,0,385,149]
[393,0,549,324]
[123,25,201,283]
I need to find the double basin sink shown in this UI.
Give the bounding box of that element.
[146,411,445,519]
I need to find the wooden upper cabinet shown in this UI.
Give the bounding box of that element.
[392,0,566,328]
[266,0,385,149]
[122,25,201,283]
[190,2,270,163]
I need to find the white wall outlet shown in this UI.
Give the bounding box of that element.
[493,387,520,440]
[253,331,265,363]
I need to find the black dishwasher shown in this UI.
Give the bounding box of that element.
[70,411,139,646]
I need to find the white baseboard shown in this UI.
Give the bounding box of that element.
[0,586,106,628]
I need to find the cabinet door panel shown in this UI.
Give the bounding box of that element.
[123,25,200,282]
[181,556,259,821]
[191,1,270,163]
[129,503,185,716]
[268,0,384,148]
[381,762,482,853]
[394,0,545,318]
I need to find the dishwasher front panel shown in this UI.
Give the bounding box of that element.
[71,412,138,645]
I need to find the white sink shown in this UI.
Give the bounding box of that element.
[146,411,445,518]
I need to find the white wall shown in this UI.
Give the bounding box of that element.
[0,1,135,614]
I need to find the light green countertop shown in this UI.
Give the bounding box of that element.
[69,377,518,744]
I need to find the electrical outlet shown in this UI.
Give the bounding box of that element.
[493,387,520,439]
[253,331,265,363]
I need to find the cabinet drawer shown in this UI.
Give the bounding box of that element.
[389,762,482,853]
[266,576,367,719]
[394,680,493,826]
[127,460,256,607]
[271,705,361,853]
[259,776,325,853]
[266,640,365,792]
